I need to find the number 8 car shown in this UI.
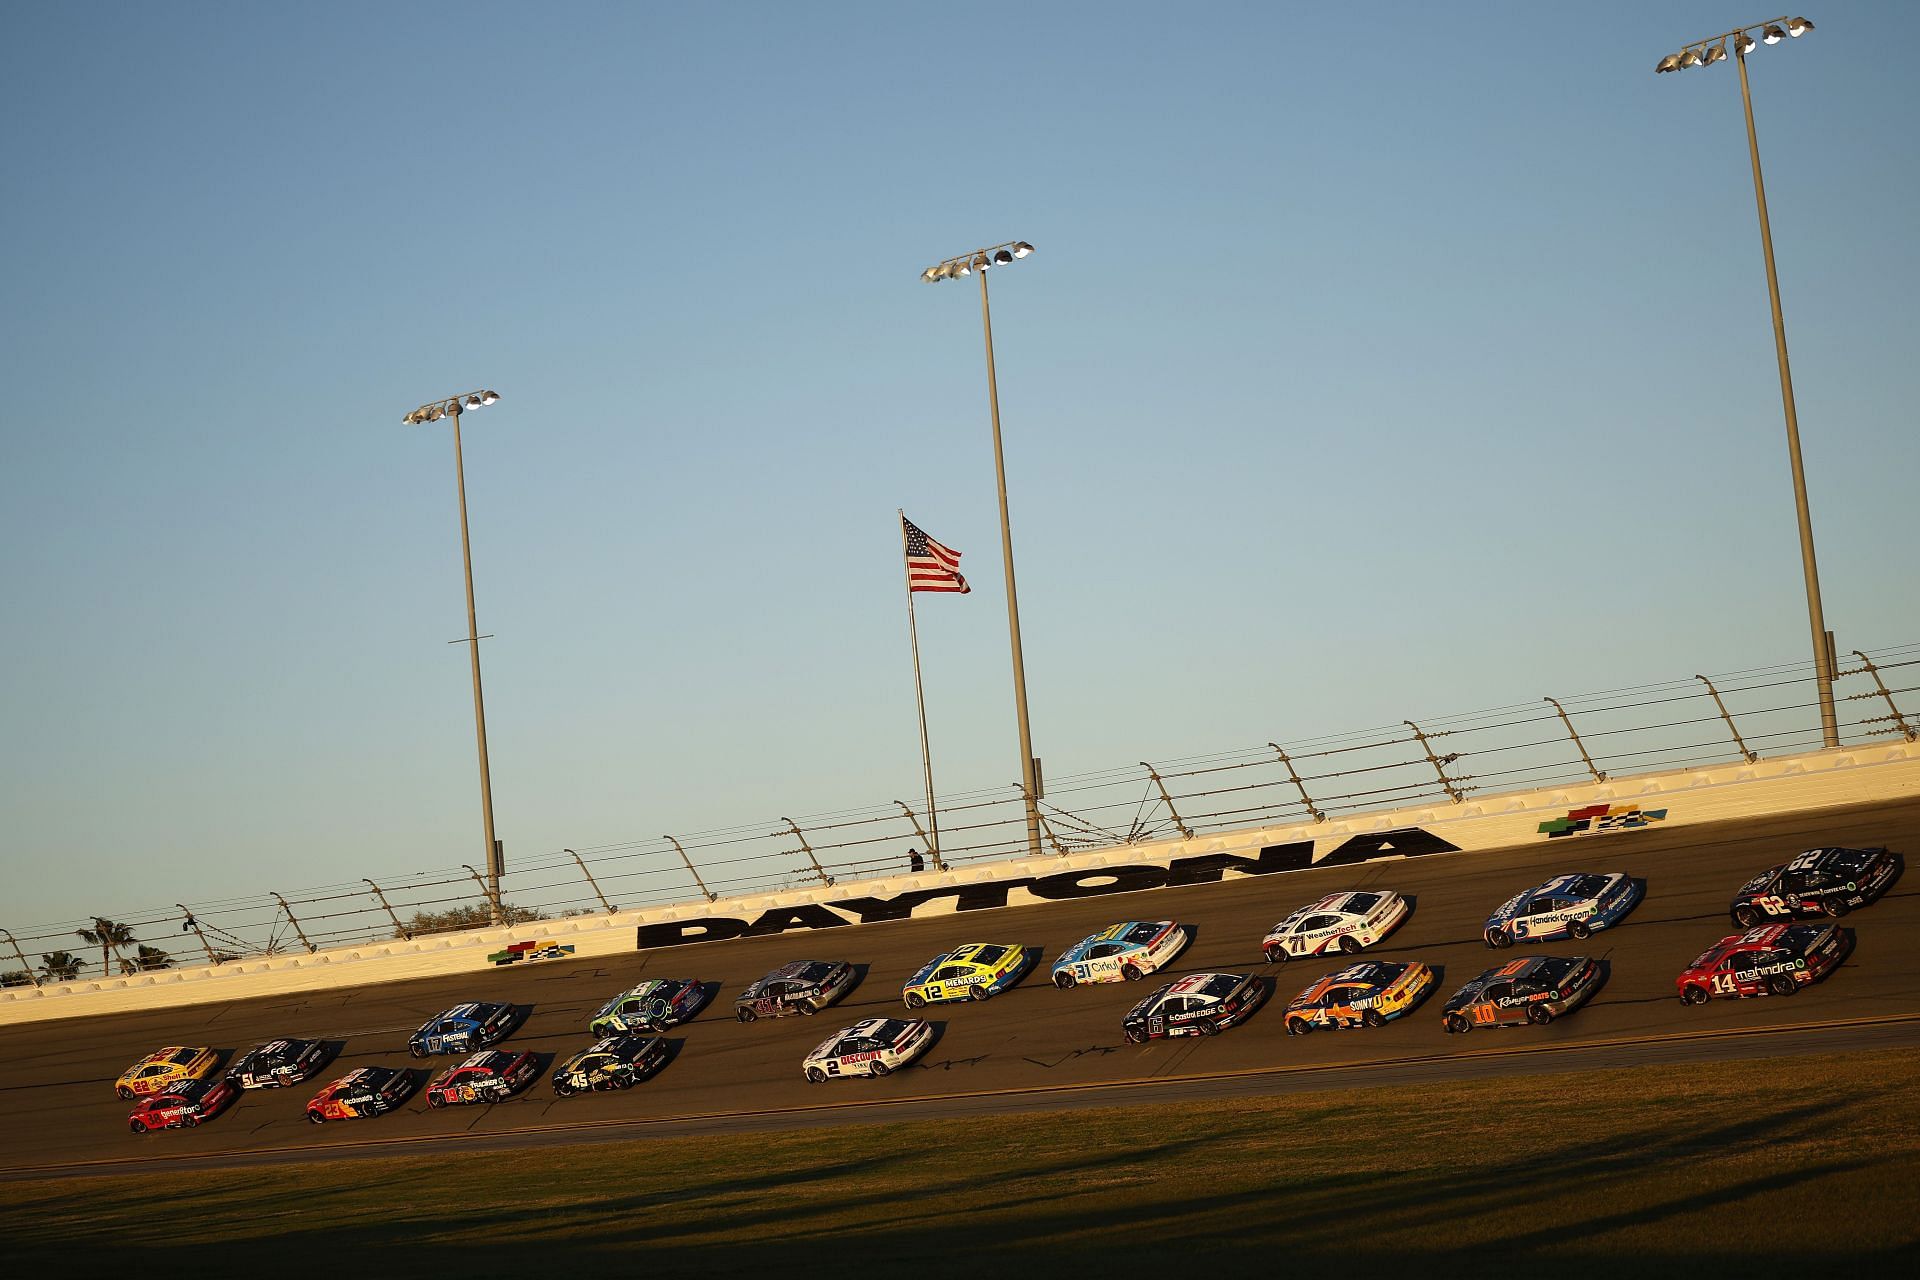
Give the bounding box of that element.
[803,1017,933,1082]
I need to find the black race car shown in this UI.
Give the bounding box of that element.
[734,961,856,1022]
[228,1038,327,1089]
[550,1035,670,1097]
[1122,972,1266,1042]
[1730,847,1903,928]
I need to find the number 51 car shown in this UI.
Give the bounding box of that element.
[903,942,1035,1007]
[1052,921,1189,988]
[803,1017,934,1082]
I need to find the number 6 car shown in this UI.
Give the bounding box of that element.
[1051,921,1189,988]
[903,942,1036,1007]
[1483,872,1642,948]
[1729,847,1904,928]
[1676,923,1854,1004]
[802,1017,934,1082]
[1261,891,1409,964]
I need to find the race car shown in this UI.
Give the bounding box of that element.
[305,1066,416,1123]
[802,1017,934,1082]
[425,1049,539,1107]
[589,978,708,1035]
[128,1076,240,1134]
[1483,872,1642,948]
[1729,846,1904,928]
[735,960,856,1022]
[903,942,1036,1007]
[1122,971,1266,1042]
[1262,890,1410,963]
[407,1001,519,1057]
[1676,923,1854,1004]
[1440,956,1602,1033]
[228,1038,327,1089]
[1051,921,1189,988]
[550,1035,670,1097]
[115,1046,221,1099]
[1284,959,1435,1033]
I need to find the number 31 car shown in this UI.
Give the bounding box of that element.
[802,1017,934,1082]
[1284,960,1435,1034]
[1122,972,1266,1042]
[1676,923,1854,1004]
[903,942,1036,1007]
[1262,891,1409,964]
[1052,921,1189,988]
[1483,872,1642,948]
[1440,956,1602,1033]
[1729,846,1903,928]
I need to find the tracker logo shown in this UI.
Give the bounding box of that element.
[1538,804,1668,838]
[636,827,1460,950]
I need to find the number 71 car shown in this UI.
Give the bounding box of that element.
[903,942,1035,1007]
[1262,891,1409,963]
[1052,921,1189,988]
[803,1017,934,1082]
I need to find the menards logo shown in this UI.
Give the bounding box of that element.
[1538,804,1669,839]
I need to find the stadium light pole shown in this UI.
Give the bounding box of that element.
[1655,16,1839,748]
[921,240,1044,859]
[402,389,507,923]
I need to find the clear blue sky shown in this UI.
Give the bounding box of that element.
[3,3,1915,931]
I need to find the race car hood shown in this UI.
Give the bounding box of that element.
[1442,974,1495,1011]
[805,1032,845,1061]
[1485,891,1529,928]
[1734,868,1782,898]
[906,956,943,986]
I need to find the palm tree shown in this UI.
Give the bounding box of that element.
[123,943,172,974]
[76,918,135,978]
[39,951,83,982]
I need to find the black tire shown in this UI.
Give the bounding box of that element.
[1733,905,1761,929]
[1487,929,1513,949]
[805,1067,826,1084]
[428,1092,446,1108]
[130,1119,147,1134]
[1769,974,1798,996]
[1124,1025,1147,1045]
[1054,970,1076,989]
[1825,898,1851,919]
[552,1081,575,1098]
[905,992,925,1010]
[1288,1017,1312,1036]
[409,1045,428,1059]
[184,1114,199,1128]
[1338,935,1363,955]
[1444,1013,1469,1034]
[1680,984,1710,1005]
[1361,1009,1386,1029]
[799,1002,816,1015]
[969,985,989,1002]
[1568,920,1592,940]
[871,1061,891,1077]
[1197,1020,1219,1036]
[306,1110,325,1125]
[1527,1005,1555,1026]
[1122,963,1143,982]
[737,1008,757,1023]
[1265,945,1287,965]
[117,1085,135,1100]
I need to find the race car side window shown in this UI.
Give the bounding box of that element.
[1159,997,1187,1016]
[1086,943,1122,959]
[933,966,965,981]
[1297,915,1339,933]
[1483,983,1512,1004]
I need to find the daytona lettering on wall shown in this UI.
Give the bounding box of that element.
[637,828,1460,950]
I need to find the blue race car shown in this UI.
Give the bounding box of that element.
[1484,872,1642,948]
[1051,921,1190,988]
[407,1001,519,1057]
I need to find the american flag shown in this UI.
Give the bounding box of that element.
[902,515,970,594]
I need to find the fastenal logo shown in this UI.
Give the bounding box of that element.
[487,940,576,966]
[1538,804,1669,839]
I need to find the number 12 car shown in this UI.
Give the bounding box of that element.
[903,942,1035,1007]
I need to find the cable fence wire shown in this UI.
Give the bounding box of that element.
[4,643,1913,980]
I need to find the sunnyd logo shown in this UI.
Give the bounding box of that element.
[1538,804,1669,839]
[488,940,576,966]
[636,828,1460,950]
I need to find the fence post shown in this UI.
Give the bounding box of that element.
[1544,697,1607,782]
[1695,675,1757,763]
[364,879,410,940]
[1403,721,1468,803]
[460,865,496,915]
[270,892,317,953]
[663,836,717,902]
[1849,650,1917,742]
[175,903,221,966]
[563,848,615,912]
[1267,743,1327,822]
[777,818,834,887]
[893,801,945,872]
[1,929,40,987]
[1140,761,1195,840]
[1014,784,1072,856]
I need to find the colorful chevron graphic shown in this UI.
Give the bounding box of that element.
[487,939,577,966]
[1538,804,1669,838]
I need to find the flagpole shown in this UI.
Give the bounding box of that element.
[898,511,944,871]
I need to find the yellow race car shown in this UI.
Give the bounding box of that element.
[1284,960,1435,1034]
[902,942,1035,1007]
[116,1046,221,1099]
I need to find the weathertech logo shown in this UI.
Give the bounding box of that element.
[1538,804,1669,838]
[487,940,575,966]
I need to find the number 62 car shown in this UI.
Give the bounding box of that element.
[1729,847,1903,928]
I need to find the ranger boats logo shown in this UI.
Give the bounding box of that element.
[637,828,1459,949]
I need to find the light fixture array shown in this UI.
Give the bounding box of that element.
[921,241,1035,283]
[403,390,500,425]
[1656,16,1811,73]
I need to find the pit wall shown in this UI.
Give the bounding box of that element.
[4,740,1916,1028]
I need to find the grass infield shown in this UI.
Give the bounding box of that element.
[3,1048,1915,1275]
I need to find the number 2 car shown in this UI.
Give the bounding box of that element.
[550,1035,670,1097]
[903,942,1036,1008]
[115,1046,220,1099]
[1261,890,1409,964]
[802,1017,934,1082]
[1483,872,1642,948]
[127,1076,240,1134]
[1729,846,1903,928]
[1284,960,1435,1034]
[1676,923,1854,1004]
[1051,921,1189,988]
[425,1049,539,1107]
[1440,956,1602,1033]
[1122,972,1266,1042]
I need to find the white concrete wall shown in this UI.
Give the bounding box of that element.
[3,739,1915,1027]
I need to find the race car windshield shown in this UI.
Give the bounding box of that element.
[1566,875,1610,899]
[1197,975,1240,998]
[870,1019,911,1041]
[1124,924,1161,944]
[1344,893,1382,914]
[1779,927,1824,949]
[796,963,836,982]
[971,945,1009,966]
[168,1049,199,1065]
[1531,958,1575,983]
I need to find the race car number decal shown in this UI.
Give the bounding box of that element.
[1755,895,1789,915]
[1712,973,1740,995]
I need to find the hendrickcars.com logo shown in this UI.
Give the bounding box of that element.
[1538,804,1669,839]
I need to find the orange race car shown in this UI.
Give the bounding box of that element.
[1284,960,1435,1034]
[115,1046,221,1099]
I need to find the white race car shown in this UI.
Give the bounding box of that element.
[1051,920,1190,988]
[802,1017,933,1083]
[1262,890,1409,963]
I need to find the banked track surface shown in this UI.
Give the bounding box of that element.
[4,799,1916,1180]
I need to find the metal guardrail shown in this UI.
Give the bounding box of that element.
[5,642,1917,984]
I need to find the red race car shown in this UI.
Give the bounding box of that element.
[128,1076,239,1134]
[1676,923,1854,1004]
[425,1049,538,1107]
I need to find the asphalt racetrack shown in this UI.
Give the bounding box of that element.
[4,798,1916,1180]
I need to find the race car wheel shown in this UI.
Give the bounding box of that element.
[1769,974,1798,996]
[1680,985,1710,1005]
[871,1062,891,1077]
[1054,971,1075,989]
[904,992,925,1010]
[553,1082,575,1098]
[799,1002,816,1015]
[806,1067,827,1084]
[1486,929,1513,949]
[129,1120,147,1134]
[1122,963,1143,982]
[1197,1020,1219,1036]
[1288,1018,1312,1036]
[428,1093,446,1108]
[1732,905,1761,929]
[1825,898,1851,919]
[1527,1005,1555,1026]
[969,985,989,1001]
[409,1045,428,1059]
[1361,1010,1386,1029]
[1338,935,1363,955]
[1124,1025,1148,1045]
[1264,946,1287,965]
[1568,920,1592,941]
[1443,1013,1469,1034]
[737,1008,757,1023]
[116,1085,134,1100]
[306,1110,325,1124]
[185,1114,199,1128]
